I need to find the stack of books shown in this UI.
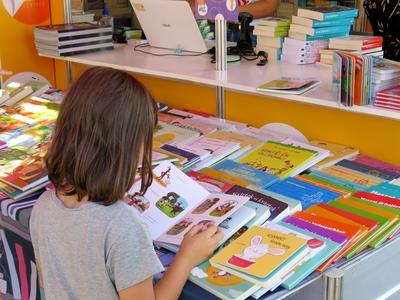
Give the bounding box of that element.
[252,17,290,61]
[281,38,328,65]
[374,85,400,111]
[34,22,113,57]
[281,6,358,64]
[319,35,384,65]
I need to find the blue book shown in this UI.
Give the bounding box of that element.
[292,16,354,28]
[265,177,341,209]
[366,182,400,198]
[297,6,358,21]
[291,32,350,41]
[212,159,279,188]
[309,170,368,191]
[312,25,351,36]
[278,223,341,289]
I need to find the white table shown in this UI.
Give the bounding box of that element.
[40,45,400,120]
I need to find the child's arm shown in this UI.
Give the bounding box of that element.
[119,224,223,300]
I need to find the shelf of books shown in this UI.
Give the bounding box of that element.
[38,44,400,121]
[1,78,400,299]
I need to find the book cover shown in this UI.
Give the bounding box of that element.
[289,24,350,36]
[329,35,383,47]
[353,191,400,209]
[3,83,33,107]
[251,17,290,27]
[308,170,368,191]
[210,226,307,278]
[320,165,382,187]
[336,159,399,181]
[291,15,354,28]
[353,156,400,175]
[253,30,289,38]
[294,175,351,197]
[206,131,263,149]
[170,118,217,136]
[265,177,341,210]
[157,112,184,124]
[238,141,317,179]
[263,223,326,289]
[282,139,331,168]
[297,6,358,21]
[288,31,349,41]
[160,144,200,165]
[367,182,400,198]
[212,160,279,189]
[127,162,249,243]
[36,22,112,33]
[310,140,359,169]
[200,168,253,187]
[226,185,289,223]
[327,200,392,256]
[154,121,200,144]
[187,170,235,193]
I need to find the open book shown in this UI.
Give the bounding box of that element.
[127,162,250,245]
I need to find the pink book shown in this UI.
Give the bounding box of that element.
[376,85,400,100]
[353,155,400,175]
[375,96,400,103]
[374,102,400,111]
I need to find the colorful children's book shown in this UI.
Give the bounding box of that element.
[329,35,383,51]
[210,226,307,288]
[331,198,398,248]
[238,141,317,179]
[127,162,249,245]
[289,24,351,37]
[320,165,382,187]
[336,159,399,181]
[308,170,368,191]
[353,191,400,209]
[265,177,341,210]
[291,16,354,28]
[190,261,260,300]
[262,223,326,290]
[154,121,200,144]
[200,168,253,188]
[282,139,331,169]
[170,118,217,136]
[256,79,321,95]
[296,6,358,21]
[292,211,363,270]
[187,170,235,193]
[212,160,279,189]
[226,185,289,224]
[277,222,340,290]
[309,140,359,169]
[251,17,290,28]
[366,182,400,198]
[353,155,400,175]
[327,200,392,257]
[294,175,351,197]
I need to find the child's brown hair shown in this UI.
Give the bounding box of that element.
[45,67,158,205]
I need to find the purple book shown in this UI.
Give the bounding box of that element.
[283,215,348,245]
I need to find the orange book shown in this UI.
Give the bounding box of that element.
[306,204,369,255]
[294,175,351,197]
[293,211,363,272]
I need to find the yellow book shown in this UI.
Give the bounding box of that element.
[321,165,381,187]
[238,141,317,179]
[210,226,307,278]
[310,140,359,170]
[200,168,253,187]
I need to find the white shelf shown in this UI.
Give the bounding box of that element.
[40,45,400,120]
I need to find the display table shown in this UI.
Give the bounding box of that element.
[39,45,400,300]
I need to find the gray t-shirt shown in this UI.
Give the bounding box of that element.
[30,190,164,300]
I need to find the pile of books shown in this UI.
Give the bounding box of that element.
[252,17,290,61]
[374,85,400,111]
[318,35,384,65]
[0,96,60,200]
[34,22,113,57]
[332,52,400,107]
[0,80,49,107]
[281,6,358,64]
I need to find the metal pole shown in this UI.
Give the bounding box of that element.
[323,268,344,300]
[63,0,74,86]
[214,16,227,118]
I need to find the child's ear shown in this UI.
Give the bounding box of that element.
[250,235,262,246]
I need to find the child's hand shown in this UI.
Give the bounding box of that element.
[177,224,223,268]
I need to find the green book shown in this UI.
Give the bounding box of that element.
[347,197,400,248]
[302,173,355,193]
[328,201,391,258]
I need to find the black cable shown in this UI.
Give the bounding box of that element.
[133,43,209,57]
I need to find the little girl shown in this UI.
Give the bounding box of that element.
[30,67,222,300]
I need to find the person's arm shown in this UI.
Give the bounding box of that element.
[239,0,278,19]
[119,224,223,300]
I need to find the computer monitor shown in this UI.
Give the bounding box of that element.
[130,0,208,53]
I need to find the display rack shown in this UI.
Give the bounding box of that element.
[41,46,400,300]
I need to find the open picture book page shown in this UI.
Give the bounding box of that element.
[127,162,249,245]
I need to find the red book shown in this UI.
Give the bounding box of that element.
[353,191,400,209]
[377,85,400,101]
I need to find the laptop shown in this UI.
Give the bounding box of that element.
[130,0,208,53]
